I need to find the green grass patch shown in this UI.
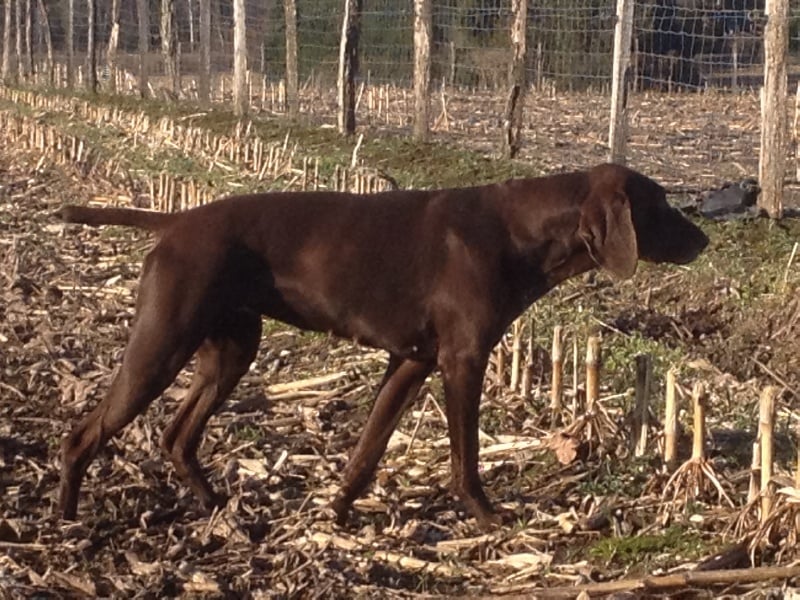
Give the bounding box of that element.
[588,525,714,569]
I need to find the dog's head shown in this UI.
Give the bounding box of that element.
[578,164,709,279]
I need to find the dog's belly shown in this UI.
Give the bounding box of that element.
[254,283,437,361]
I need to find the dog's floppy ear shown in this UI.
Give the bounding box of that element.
[579,191,638,279]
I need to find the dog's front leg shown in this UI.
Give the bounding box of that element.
[331,356,433,525]
[439,349,503,530]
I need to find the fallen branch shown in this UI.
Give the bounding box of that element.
[514,564,800,598]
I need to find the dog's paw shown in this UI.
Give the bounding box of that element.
[329,496,351,527]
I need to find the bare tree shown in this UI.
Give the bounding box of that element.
[106,0,122,91]
[66,0,77,87]
[413,0,431,141]
[161,0,180,95]
[15,0,22,80]
[232,0,246,116]
[87,0,97,92]
[36,0,54,84]
[22,0,31,78]
[198,0,210,102]
[137,0,149,96]
[284,0,298,117]
[187,0,195,51]
[337,0,362,135]
[502,0,528,158]
[2,0,12,82]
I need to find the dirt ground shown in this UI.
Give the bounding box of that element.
[1,90,800,598]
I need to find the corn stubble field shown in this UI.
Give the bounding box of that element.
[1,82,800,598]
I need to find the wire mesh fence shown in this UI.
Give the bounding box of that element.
[6,2,797,94]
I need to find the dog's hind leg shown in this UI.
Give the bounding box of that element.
[59,249,214,520]
[331,356,434,525]
[159,310,261,511]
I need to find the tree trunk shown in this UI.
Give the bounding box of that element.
[15,0,22,80]
[106,0,121,91]
[759,0,788,219]
[36,0,53,84]
[412,0,431,141]
[232,0,247,116]
[86,0,97,92]
[284,0,299,117]
[608,0,634,164]
[23,0,32,79]
[137,0,149,97]
[502,0,527,157]
[337,0,361,135]
[187,0,195,51]
[66,0,74,87]
[198,0,211,102]
[161,0,179,95]
[2,0,11,82]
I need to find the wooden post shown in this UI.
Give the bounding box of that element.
[233,0,247,116]
[663,368,678,468]
[284,0,299,118]
[633,354,651,457]
[759,0,788,219]
[502,0,527,158]
[759,386,777,523]
[550,326,564,414]
[608,0,634,164]
[198,0,211,103]
[137,0,149,97]
[161,0,179,95]
[337,0,362,135]
[412,0,431,141]
[86,0,97,93]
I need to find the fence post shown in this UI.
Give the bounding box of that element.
[502,0,527,158]
[284,0,299,118]
[198,0,211,103]
[337,0,362,135]
[608,0,634,164]
[759,0,788,219]
[137,0,149,97]
[413,0,431,141]
[233,0,247,116]
[86,0,97,93]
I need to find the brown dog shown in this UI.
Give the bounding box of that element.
[56,163,708,528]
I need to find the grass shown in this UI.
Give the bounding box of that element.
[6,84,542,193]
[587,525,716,570]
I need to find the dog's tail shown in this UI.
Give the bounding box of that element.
[57,205,177,231]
